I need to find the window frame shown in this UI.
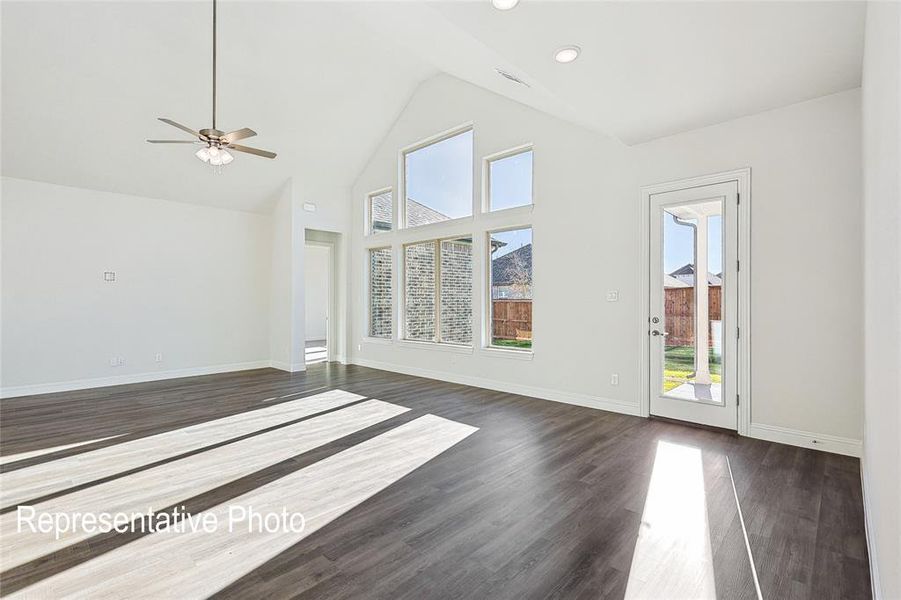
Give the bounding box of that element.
[366,187,394,236]
[401,236,474,347]
[486,225,534,353]
[399,123,474,231]
[483,144,534,214]
[366,246,394,340]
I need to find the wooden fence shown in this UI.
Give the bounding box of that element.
[664,286,721,347]
[492,299,532,340]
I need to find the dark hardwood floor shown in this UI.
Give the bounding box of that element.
[0,364,871,599]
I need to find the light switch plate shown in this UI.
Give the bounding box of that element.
[606,290,619,302]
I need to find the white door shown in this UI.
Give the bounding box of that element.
[649,181,738,429]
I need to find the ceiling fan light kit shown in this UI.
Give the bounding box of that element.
[146,0,276,171]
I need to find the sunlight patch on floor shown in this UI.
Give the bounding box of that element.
[625,440,716,600]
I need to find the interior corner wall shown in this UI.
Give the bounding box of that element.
[635,89,864,445]
[268,180,298,371]
[349,74,864,449]
[861,2,901,598]
[269,177,351,372]
[1,177,272,396]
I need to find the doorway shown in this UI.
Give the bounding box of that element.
[641,171,750,432]
[304,243,331,364]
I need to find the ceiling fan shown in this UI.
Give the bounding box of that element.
[146,0,276,168]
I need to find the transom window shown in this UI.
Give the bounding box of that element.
[404,129,473,228]
[488,148,533,212]
[368,189,393,234]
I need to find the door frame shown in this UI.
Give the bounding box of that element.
[304,240,336,363]
[638,168,751,435]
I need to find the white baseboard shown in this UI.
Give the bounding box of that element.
[268,361,306,373]
[0,360,273,399]
[352,358,642,417]
[748,422,862,457]
[860,458,884,599]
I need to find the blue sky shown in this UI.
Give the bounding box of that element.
[490,151,532,211]
[405,130,473,219]
[664,213,722,275]
[491,228,532,259]
[406,134,719,272]
[405,131,533,220]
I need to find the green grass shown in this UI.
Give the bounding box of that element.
[492,339,532,349]
[663,345,722,392]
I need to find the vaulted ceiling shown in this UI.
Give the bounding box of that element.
[1,1,865,212]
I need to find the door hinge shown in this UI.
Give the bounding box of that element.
[737,192,740,205]
[736,326,740,339]
[737,394,740,406]
[736,259,740,272]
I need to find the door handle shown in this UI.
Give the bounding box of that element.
[651,330,669,337]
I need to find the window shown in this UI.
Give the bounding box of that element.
[489,228,533,349]
[440,237,473,345]
[368,189,393,234]
[404,242,436,341]
[488,149,533,212]
[404,129,473,228]
[404,237,473,345]
[368,248,393,338]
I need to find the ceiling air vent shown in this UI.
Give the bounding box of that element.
[494,68,530,87]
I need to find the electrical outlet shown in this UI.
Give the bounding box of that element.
[610,373,619,386]
[109,357,119,367]
[103,271,116,282]
[606,290,619,302]
[117,357,126,367]
[154,353,163,363]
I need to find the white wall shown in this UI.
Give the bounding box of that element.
[269,178,350,372]
[1,177,271,396]
[350,74,864,450]
[304,245,330,341]
[352,74,641,416]
[861,3,901,598]
[636,89,864,445]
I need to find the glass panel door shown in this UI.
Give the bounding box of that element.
[649,181,738,430]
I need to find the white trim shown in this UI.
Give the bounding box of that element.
[361,336,393,346]
[353,358,642,417]
[396,340,473,354]
[860,459,884,599]
[269,360,306,373]
[748,423,862,457]
[0,360,273,399]
[479,347,534,361]
[638,168,751,435]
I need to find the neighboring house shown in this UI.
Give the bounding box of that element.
[370,196,452,232]
[491,244,533,299]
[667,263,722,287]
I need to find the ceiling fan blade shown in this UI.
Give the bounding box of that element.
[220,127,257,144]
[146,140,198,144]
[227,144,277,159]
[158,118,203,139]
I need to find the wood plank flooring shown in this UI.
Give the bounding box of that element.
[0,364,871,599]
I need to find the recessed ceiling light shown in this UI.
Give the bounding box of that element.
[554,45,581,64]
[491,0,520,10]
